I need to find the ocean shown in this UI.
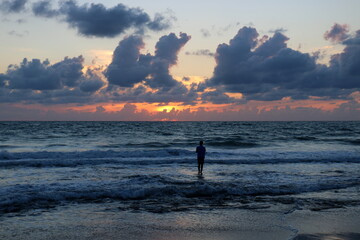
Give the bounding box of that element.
[1,121,360,240]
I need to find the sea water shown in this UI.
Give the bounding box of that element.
[0,121,360,239]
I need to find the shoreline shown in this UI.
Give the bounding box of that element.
[294,233,360,240]
[1,203,360,240]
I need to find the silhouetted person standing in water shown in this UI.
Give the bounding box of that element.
[196,141,206,174]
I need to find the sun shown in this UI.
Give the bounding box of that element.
[156,106,176,112]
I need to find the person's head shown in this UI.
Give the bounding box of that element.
[199,141,203,145]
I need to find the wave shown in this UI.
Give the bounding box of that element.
[207,140,259,148]
[294,136,317,141]
[1,175,359,214]
[347,139,360,145]
[0,149,191,160]
[0,145,19,149]
[46,143,68,147]
[126,142,172,148]
[0,149,359,168]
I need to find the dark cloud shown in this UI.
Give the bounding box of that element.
[324,23,349,43]
[0,32,195,105]
[1,56,84,90]
[331,30,360,83]
[79,70,105,93]
[255,32,289,57]
[32,0,58,17]
[0,0,27,13]
[195,82,207,92]
[60,1,150,37]
[0,56,105,98]
[201,90,233,104]
[148,32,191,90]
[105,35,151,87]
[147,12,175,32]
[206,25,360,102]
[30,0,172,38]
[0,74,6,87]
[101,83,197,105]
[104,33,196,104]
[343,30,360,45]
[95,105,105,113]
[154,32,190,65]
[106,32,191,92]
[185,49,214,57]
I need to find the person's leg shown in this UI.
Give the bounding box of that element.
[200,163,203,174]
[198,162,201,173]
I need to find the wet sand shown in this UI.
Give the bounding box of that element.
[1,203,360,240]
[294,233,360,240]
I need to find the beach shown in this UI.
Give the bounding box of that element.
[1,203,360,240]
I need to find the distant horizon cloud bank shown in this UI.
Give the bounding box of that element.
[1,100,359,121]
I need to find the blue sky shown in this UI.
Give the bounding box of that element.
[2,0,359,75]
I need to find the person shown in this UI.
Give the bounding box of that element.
[196,141,206,174]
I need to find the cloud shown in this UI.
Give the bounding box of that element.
[206,25,360,102]
[343,30,360,45]
[16,18,26,24]
[324,23,349,43]
[148,32,191,90]
[30,0,172,38]
[2,23,359,114]
[2,56,83,90]
[0,74,6,87]
[147,11,175,32]
[155,32,190,65]
[79,69,105,93]
[8,30,28,37]
[32,0,59,17]
[0,0,27,13]
[0,56,109,105]
[104,30,198,105]
[200,28,211,38]
[201,90,233,104]
[105,32,191,92]
[269,28,287,34]
[185,49,214,57]
[1,100,360,121]
[0,32,196,105]
[104,83,197,105]
[105,35,151,87]
[329,29,360,87]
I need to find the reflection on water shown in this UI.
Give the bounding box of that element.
[197,174,205,180]
[294,233,360,240]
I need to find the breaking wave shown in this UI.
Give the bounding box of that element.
[0,149,359,168]
[1,173,359,214]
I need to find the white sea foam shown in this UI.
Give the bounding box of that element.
[0,149,359,168]
[1,172,359,214]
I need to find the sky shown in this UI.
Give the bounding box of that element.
[0,0,360,121]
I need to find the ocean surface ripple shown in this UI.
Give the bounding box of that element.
[0,121,359,215]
